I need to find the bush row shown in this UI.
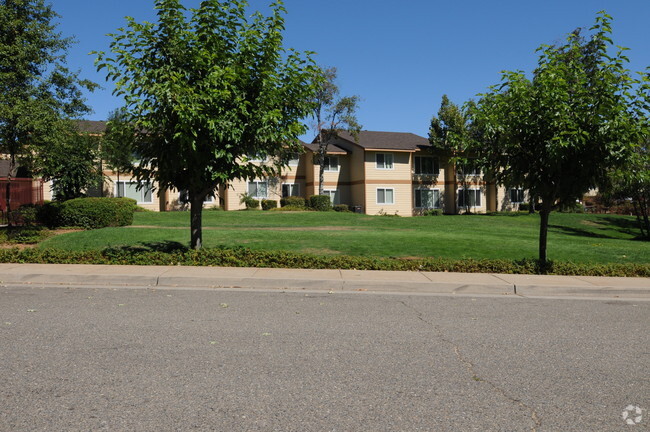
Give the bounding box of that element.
[0,246,646,277]
[38,197,137,229]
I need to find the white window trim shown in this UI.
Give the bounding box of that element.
[288,153,300,166]
[458,188,482,208]
[323,189,340,205]
[376,187,395,205]
[375,153,394,170]
[323,156,339,172]
[248,180,268,199]
[414,156,439,175]
[282,183,300,197]
[414,188,441,209]
[115,180,153,204]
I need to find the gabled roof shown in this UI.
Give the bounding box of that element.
[302,142,349,155]
[329,130,431,152]
[76,120,107,134]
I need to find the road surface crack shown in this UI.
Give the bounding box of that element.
[394,298,542,432]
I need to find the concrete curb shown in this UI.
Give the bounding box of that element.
[0,264,648,298]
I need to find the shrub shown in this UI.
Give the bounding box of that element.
[333,204,350,212]
[134,205,152,212]
[261,199,277,210]
[558,202,585,213]
[308,195,332,211]
[3,226,50,244]
[41,197,136,229]
[240,193,259,210]
[280,196,305,208]
[518,203,530,211]
[422,209,443,216]
[269,205,311,212]
[9,204,40,226]
[206,205,224,211]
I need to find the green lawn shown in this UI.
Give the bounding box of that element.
[38,211,649,265]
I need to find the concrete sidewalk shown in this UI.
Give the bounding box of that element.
[0,263,648,299]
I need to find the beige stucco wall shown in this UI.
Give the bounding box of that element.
[363,151,413,216]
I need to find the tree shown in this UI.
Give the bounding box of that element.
[311,66,361,196]
[95,0,320,249]
[429,95,473,213]
[102,108,137,195]
[37,122,103,201]
[469,12,648,267]
[0,0,96,212]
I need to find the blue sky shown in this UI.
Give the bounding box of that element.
[55,0,649,140]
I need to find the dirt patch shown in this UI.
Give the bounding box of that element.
[581,220,602,227]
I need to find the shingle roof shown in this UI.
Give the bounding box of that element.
[302,142,349,154]
[330,130,431,151]
[76,120,107,134]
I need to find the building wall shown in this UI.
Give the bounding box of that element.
[363,151,414,216]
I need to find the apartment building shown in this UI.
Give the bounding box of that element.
[42,122,528,215]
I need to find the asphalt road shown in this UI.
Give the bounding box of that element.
[1,286,648,431]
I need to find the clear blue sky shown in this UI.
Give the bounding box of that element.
[55,0,649,141]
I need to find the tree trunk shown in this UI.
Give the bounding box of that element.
[190,193,203,250]
[529,195,535,214]
[6,155,15,227]
[538,207,551,271]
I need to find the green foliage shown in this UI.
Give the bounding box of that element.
[429,94,469,154]
[240,193,259,210]
[101,108,137,176]
[41,197,136,229]
[333,204,350,212]
[9,204,40,226]
[206,205,224,211]
[308,195,332,211]
[0,246,646,277]
[37,123,103,200]
[422,209,443,216]
[558,202,585,213]
[280,196,305,208]
[94,0,320,249]
[468,12,648,264]
[0,0,97,195]
[311,66,362,195]
[269,205,309,212]
[0,226,50,244]
[261,199,277,211]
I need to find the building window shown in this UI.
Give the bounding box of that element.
[179,189,215,204]
[415,189,440,209]
[323,156,339,172]
[282,183,300,198]
[414,156,439,175]
[248,180,268,199]
[457,160,480,177]
[323,189,340,205]
[376,153,394,170]
[458,188,482,208]
[509,188,525,203]
[376,188,394,205]
[288,153,300,166]
[116,181,153,204]
[248,154,267,163]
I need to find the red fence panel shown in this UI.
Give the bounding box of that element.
[0,178,44,211]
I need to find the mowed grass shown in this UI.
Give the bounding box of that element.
[38,211,649,264]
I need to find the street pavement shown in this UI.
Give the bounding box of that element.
[0,264,649,431]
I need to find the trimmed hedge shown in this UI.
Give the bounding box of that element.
[309,195,332,211]
[39,197,136,229]
[0,246,646,277]
[333,204,350,212]
[261,199,277,210]
[280,196,305,208]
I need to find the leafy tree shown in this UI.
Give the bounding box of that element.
[37,122,103,201]
[429,95,474,213]
[0,0,96,213]
[95,0,320,249]
[102,108,137,194]
[469,12,648,267]
[311,66,361,196]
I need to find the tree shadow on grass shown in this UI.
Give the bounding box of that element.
[105,241,189,253]
[549,216,646,241]
[595,216,645,239]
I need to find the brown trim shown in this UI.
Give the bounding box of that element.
[280,175,306,181]
[363,179,412,185]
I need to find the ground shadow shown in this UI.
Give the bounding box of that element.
[596,216,645,238]
[104,240,189,253]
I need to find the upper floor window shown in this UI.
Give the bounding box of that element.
[323,156,339,172]
[288,153,300,166]
[414,156,439,175]
[376,153,394,170]
[457,160,480,177]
